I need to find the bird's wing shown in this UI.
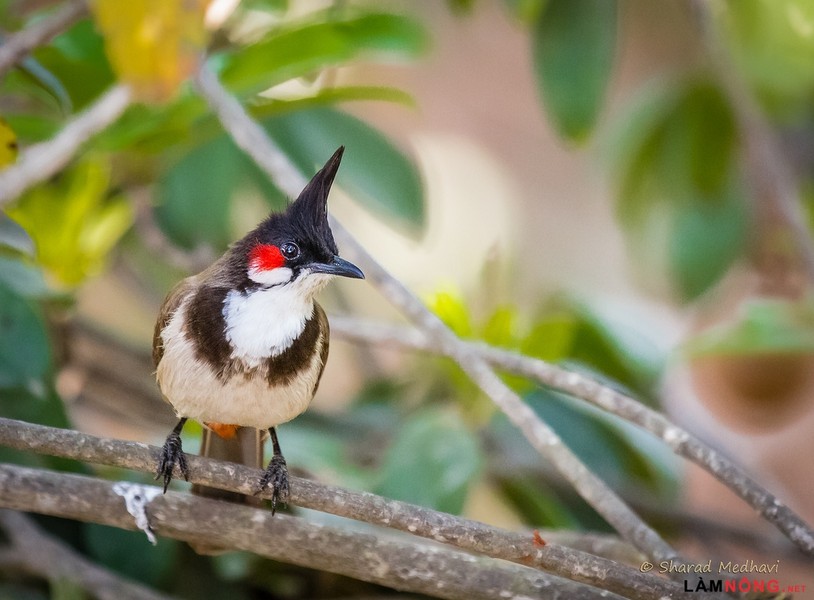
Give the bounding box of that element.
[314,302,330,393]
[152,276,197,369]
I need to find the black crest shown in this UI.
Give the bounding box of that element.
[285,146,344,256]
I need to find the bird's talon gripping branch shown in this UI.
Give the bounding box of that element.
[257,454,290,515]
[155,418,189,493]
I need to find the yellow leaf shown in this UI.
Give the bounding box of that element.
[0,117,18,170]
[91,0,212,103]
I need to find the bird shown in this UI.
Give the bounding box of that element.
[151,146,363,513]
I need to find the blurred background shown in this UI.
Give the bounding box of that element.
[2,0,814,597]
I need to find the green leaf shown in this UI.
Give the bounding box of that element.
[32,19,115,110]
[515,297,662,399]
[427,289,473,338]
[481,305,518,348]
[96,85,413,156]
[531,390,656,490]
[263,107,425,230]
[155,136,242,250]
[375,409,482,513]
[669,180,747,300]
[520,313,576,362]
[93,94,207,154]
[18,55,72,114]
[0,286,51,392]
[610,78,748,301]
[0,257,51,298]
[498,475,580,528]
[221,11,428,97]
[532,0,617,142]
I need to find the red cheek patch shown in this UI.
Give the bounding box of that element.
[249,244,284,271]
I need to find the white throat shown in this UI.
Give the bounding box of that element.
[222,272,330,366]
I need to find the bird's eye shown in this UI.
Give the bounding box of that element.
[280,242,300,260]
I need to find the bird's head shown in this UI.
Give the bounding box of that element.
[238,146,364,296]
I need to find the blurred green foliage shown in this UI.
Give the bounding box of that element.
[532,0,617,142]
[374,409,482,514]
[722,0,814,119]
[8,158,133,286]
[609,77,748,301]
[684,297,814,357]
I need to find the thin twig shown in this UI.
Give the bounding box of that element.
[0,84,132,207]
[192,63,682,567]
[0,510,175,600]
[0,0,89,78]
[0,417,685,600]
[328,315,814,557]
[0,462,630,600]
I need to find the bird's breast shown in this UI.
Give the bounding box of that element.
[223,285,315,365]
[155,292,328,429]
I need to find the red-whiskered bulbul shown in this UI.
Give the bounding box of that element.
[152,146,363,513]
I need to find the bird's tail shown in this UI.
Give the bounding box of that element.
[190,425,265,554]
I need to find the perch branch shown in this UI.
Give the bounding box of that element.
[329,315,814,556]
[0,462,631,600]
[0,0,88,77]
[0,84,132,207]
[0,417,685,600]
[192,63,681,567]
[0,509,174,600]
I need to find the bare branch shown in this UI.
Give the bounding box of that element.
[0,462,628,600]
[0,417,686,600]
[192,64,682,567]
[0,84,132,208]
[0,509,174,600]
[329,315,814,556]
[0,0,89,78]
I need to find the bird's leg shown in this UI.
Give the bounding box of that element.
[155,417,189,493]
[257,427,290,514]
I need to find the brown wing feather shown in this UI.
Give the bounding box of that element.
[313,302,330,395]
[152,276,197,368]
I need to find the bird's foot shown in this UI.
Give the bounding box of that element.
[155,430,189,493]
[256,455,290,515]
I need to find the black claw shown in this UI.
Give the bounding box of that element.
[155,424,189,493]
[256,454,290,515]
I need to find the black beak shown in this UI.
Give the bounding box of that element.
[309,255,365,279]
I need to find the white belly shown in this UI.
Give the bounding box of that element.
[156,300,323,429]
